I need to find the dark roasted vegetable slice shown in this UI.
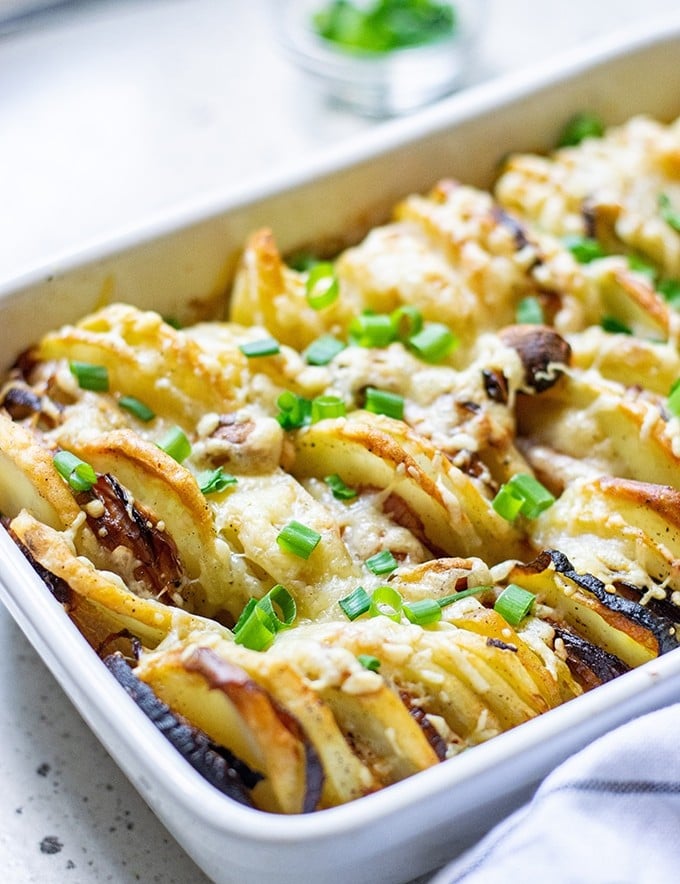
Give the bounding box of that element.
[552,626,630,691]
[103,652,257,806]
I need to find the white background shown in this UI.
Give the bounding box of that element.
[0,1,678,881]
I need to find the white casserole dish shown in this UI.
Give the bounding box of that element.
[2,17,680,884]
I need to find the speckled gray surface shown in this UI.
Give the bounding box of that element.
[0,1,678,882]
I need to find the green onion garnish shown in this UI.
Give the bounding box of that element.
[305,262,340,310]
[239,337,281,358]
[667,379,680,417]
[369,585,403,622]
[403,598,443,626]
[339,585,372,620]
[494,583,536,626]
[365,549,398,576]
[276,520,322,559]
[118,395,155,422]
[390,305,423,341]
[276,391,312,429]
[659,193,680,233]
[53,450,97,492]
[628,254,657,281]
[233,584,296,651]
[658,278,680,308]
[287,250,319,272]
[407,323,458,363]
[492,473,555,521]
[197,466,237,495]
[311,395,347,423]
[357,654,381,672]
[564,235,606,263]
[303,334,346,365]
[349,312,396,348]
[157,426,192,463]
[325,473,357,500]
[436,585,491,607]
[364,387,404,421]
[163,316,182,329]
[600,316,633,335]
[556,112,605,148]
[515,296,544,325]
[69,361,109,392]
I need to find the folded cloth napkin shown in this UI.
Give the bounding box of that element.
[432,703,680,884]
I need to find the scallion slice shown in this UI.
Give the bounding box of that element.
[276,391,312,429]
[303,334,346,365]
[364,387,404,421]
[403,598,443,626]
[233,584,297,651]
[53,450,97,492]
[311,395,346,423]
[390,305,423,341]
[239,337,281,358]
[436,585,492,607]
[324,473,357,500]
[659,193,680,233]
[407,323,458,363]
[659,278,680,309]
[556,112,604,148]
[667,379,680,417]
[564,235,606,264]
[339,586,371,620]
[349,312,395,348]
[628,254,657,281]
[369,585,402,622]
[365,549,398,576]
[357,654,381,672]
[157,426,192,463]
[601,316,633,335]
[306,262,340,309]
[276,520,321,559]
[493,473,555,521]
[69,361,109,392]
[197,466,237,495]
[118,395,155,422]
[494,583,536,626]
[515,296,544,325]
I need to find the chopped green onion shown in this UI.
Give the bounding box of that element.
[491,483,525,521]
[276,391,312,429]
[403,598,442,626]
[369,585,402,622]
[157,426,192,463]
[564,235,606,263]
[407,323,458,363]
[239,337,281,358]
[364,386,404,421]
[493,473,555,521]
[339,585,371,620]
[53,450,97,492]
[628,254,658,281]
[287,250,319,272]
[349,312,395,348]
[324,473,357,500]
[436,585,492,607]
[276,520,322,559]
[390,305,423,341]
[556,112,605,148]
[494,583,536,626]
[515,296,544,325]
[658,278,680,308]
[667,379,680,417]
[69,361,109,392]
[303,334,346,365]
[311,395,347,423]
[357,654,381,671]
[163,316,182,329]
[365,549,398,576]
[600,315,633,335]
[118,395,155,422]
[306,262,340,310]
[233,584,296,651]
[659,193,680,233]
[197,466,237,495]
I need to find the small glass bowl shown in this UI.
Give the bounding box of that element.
[276,0,487,118]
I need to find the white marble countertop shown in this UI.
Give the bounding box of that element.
[0,1,678,881]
